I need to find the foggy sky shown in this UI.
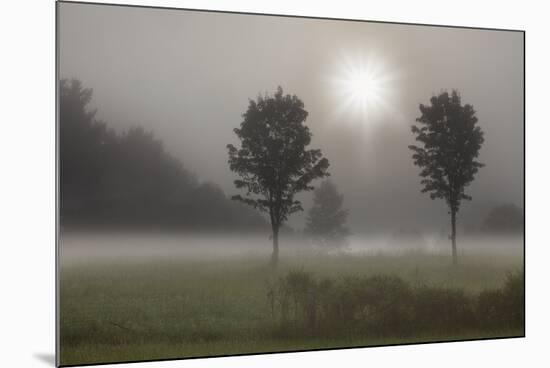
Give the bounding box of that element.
[58,2,524,234]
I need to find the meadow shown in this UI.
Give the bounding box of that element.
[59,246,524,366]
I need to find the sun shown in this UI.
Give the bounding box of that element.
[345,69,383,106]
[330,52,396,120]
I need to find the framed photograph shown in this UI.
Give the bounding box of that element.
[56,1,524,366]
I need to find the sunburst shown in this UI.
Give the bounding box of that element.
[330,52,398,121]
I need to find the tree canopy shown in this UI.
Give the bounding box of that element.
[409,90,484,264]
[227,86,330,265]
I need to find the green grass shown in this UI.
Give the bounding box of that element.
[59,252,523,366]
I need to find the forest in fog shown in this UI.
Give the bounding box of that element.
[60,79,270,233]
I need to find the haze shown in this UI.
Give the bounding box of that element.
[58,2,523,234]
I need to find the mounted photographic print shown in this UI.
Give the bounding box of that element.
[56,1,525,366]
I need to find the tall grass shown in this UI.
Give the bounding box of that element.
[59,252,523,365]
[270,270,523,338]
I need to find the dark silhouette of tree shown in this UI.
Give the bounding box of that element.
[60,79,116,214]
[483,204,523,233]
[409,90,484,265]
[227,87,330,266]
[305,180,350,250]
[60,78,267,232]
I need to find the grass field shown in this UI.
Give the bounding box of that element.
[59,251,523,366]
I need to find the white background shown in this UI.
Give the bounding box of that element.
[0,0,547,367]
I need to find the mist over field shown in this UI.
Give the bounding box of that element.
[60,232,523,264]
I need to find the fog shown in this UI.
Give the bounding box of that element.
[60,232,523,267]
[58,3,523,236]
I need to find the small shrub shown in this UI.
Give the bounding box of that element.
[413,287,476,334]
[502,271,524,328]
[477,271,524,331]
[477,289,505,328]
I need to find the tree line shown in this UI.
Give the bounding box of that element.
[60,79,267,232]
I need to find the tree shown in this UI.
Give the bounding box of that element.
[409,90,484,265]
[59,78,114,212]
[305,180,350,250]
[227,87,330,266]
[483,204,523,233]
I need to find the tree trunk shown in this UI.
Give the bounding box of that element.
[451,209,457,266]
[270,225,279,267]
